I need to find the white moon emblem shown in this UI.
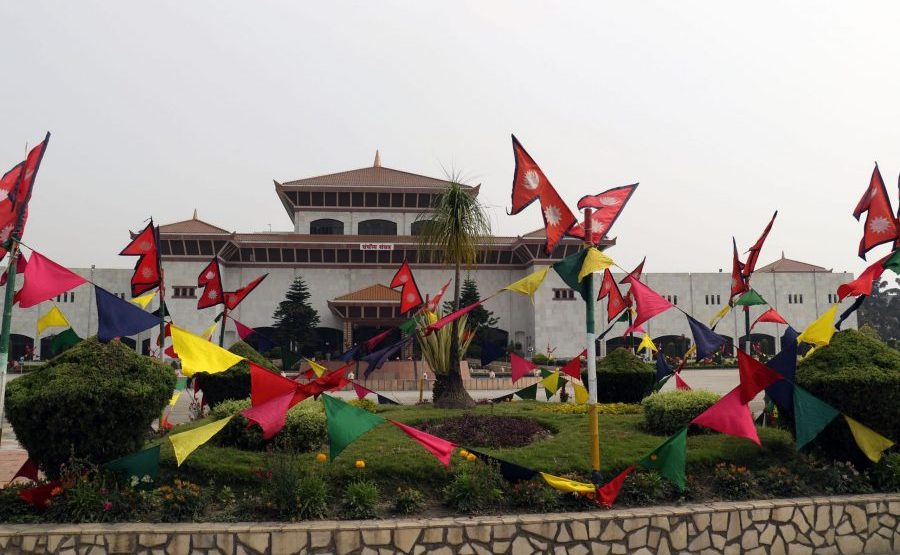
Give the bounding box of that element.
[598,196,620,206]
[524,170,541,190]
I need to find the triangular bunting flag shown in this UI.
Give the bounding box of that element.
[764,328,798,411]
[510,352,536,382]
[884,248,900,274]
[733,289,767,306]
[797,304,838,347]
[573,382,589,404]
[19,481,62,511]
[655,353,672,383]
[389,419,456,467]
[710,304,732,329]
[637,335,657,354]
[469,450,538,482]
[196,258,224,309]
[692,387,760,445]
[95,286,163,342]
[15,251,87,308]
[638,428,688,490]
[837,254,890,300]
[171,324,244,377]
[425,280,451,312]
[363,336,413,377]
[323,395,385,460]
[503,267,550,302]
[249,361,297,406]
[674,373,691,390]
[742,211,777,277]
[793,386,840,450]
[570,185,640,245]
[36,306,69,336]
[11,458,39,483]
[540,371,560,396]
[598,465,634,508]
[243,391,295,439]
[377,394,399,405]
[480,341,505,367]
[552,249,590,301]
[103,445,160,484]
[578,247,615,282]
[224,273,268,310]
[730,237,748,299]
[169,416,233,466]
[353,382,371,400]
[131,290,157,309]
[425,299,489,333]
[540,472,596,493]
[559,349,585,379]
[737,350,784,404]
[623,276,673,335]
[844,416,895,463]
[686,314,726,361]
[752,307,789,329]
[364,329,393,352]
[304,358,327,377]
[515,383,538,400]
[49,328,81,355]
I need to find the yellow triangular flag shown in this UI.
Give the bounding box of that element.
[503,267,550,302]
[540,472,596,493]
[304,358,327,377]
[578,247,615,282]
[709,304,731,328]
[36,306,70,336]
[171,325,244,377]
[637,335,658,354]
[684,345,696,360]
[573,382,589,404]
[540,371,560,396]
[844,416,895,463]
[169,416,233,466]
[131,290,157,309]
[799,346,817,362]
[201,323,217,342]
[797,304,838,347]
[169,391,182,406]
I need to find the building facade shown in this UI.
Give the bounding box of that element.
[5,155,857,362]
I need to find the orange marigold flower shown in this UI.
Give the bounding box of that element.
[355,460,366,469]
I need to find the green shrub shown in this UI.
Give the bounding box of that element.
[797,329,900,464]
[442,460,504,514]
[348,398,378,413]
[5,338,175,477]
[342,479,379,519]
[585,348,655,403]
[263,454,305,517]
[757,466,806,497]
[392,486,425,515]
[505,479,560,512]
[642,389,721,435]
[712,463,757,500]
[618,468,676,505]
[531,353,550,365]
[210,398,327,453]
[870,452,900,492]
[193,341,279,407]
[806,459,873,495]
[296,473,329,519]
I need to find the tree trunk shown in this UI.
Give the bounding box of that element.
[434,262,475,409]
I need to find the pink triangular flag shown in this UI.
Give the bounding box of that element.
[15,251,87,308]
[353,382,371,400]
[674,373,692,390]
[242,391,294,439]
[249,361,298,407]
[510,352,537,383]
[389,419,456,467]
[691,386,760,445]
[623,276,674,335]
[231,317,256,340]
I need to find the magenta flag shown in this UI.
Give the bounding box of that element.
[691,386,760,445]
[389,419,456,467]
[510,352,536,382]
[353,382,371,400]
[425,298,490,333]
[231,317,256,341]
[623,276,673,335]
[14,251,87,308]
[243,391,294,439]
[674,373,691,390]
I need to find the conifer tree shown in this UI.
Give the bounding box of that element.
[272,276,320,353]
[443,276,498,335]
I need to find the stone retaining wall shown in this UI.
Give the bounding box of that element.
[0,493,896,554]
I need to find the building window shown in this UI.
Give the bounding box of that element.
[553,288,576,301]
[358,219,397,235]
[172,286,197,299]
[788,293,804,305]
[55,292,76,303]
[827,293,837,303]
[410,220,434,236]
[309,218,344,235]
[704,294,720,305]
[665,295,678,305]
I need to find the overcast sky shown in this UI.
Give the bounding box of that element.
[2,1,899,276]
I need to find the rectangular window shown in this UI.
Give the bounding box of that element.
[324,192,337,206]
[299,191,310,206]
[311,191,324,206]
[338,192,351,207]
[69,292,75,303]
[170,240,185,255]
[282,248,295,262]
[198,241,213,256]
[716,294,721,305]
[378,193,390,207]
[172,287,197,299]
[365,192,377,206]
[553,288,576,301]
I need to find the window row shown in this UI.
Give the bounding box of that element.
[233,247,527,266]
[787,294,804,304]
[289,190,439,210]
[309,218,432,236]
[553,288,576,301]
[159,240,228,257]
[704,294,722,305]
[172,286,197,299]
[55,292,76,303]
[665,295,679,305]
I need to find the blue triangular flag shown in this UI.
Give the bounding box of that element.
[338,344,361,362]
[836,296,865,330]
[376,394,399,405]
[363,336,413,377]
[95,286,162,342]
[765,327,798,412]
[480,341,505,367]
[655,352,672,382]
[686,314,726,361]
[781,326,800,351]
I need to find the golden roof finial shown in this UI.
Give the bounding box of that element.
[193,208,198,220]
[373,149,381,167]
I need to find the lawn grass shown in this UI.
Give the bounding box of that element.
[155,400,796,491]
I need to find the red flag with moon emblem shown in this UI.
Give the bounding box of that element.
[0,133,50,261]
[731,237,748,299]
[197,258,224,309]
[390,259,423,314]
[568,184,639,245]
[853,165,898,259]
[224,273,268,310]
[742,211,777,278]
[120,220,162,297]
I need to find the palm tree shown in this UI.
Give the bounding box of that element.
[415,176,492,408]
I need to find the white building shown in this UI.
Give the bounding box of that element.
[5,154,857,362]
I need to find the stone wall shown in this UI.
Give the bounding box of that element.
[0,493,896,554]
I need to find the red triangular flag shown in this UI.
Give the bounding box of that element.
[537,184,577,254]
[623,276,673,335]
[390,259,415,288]
[231,317,256,341]
[425,298,489,333]
[597,269,616,299]
[606,278,627,323]
[19,480,62,510]
[160,413,174,432]
[249,361,297,407]
[837,254,890,300]
[560,350,586,379]
[389,419,456,467]
[742,211,777,278]
[510,352,536,382]
[364,329,393,351]
[597,465,634,508]
[619,257,646,284]
[197,258,224,309]
[674,373,691,391]
[14,250,87,308]
[751,307,789,328]
[390,260,423,314]
[11,458,39,483]
[224,273,268,310]
[243,391,294,439]
[425,280,451,312]
[737,350,783,404]
[568,185,640,245]
[691,386,760,445]
[119,221,156,256]
[730,237,748,299]
[353,382,371,400]
[853,166,898,259]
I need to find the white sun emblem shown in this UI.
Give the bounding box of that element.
[598,196,620,206]
[406,293,416,302]
[206,270,216,280]
[869,216,892,234]
[0,189,9,201]
[544,204,562,226]
[208,290,218,299]
[398,274,408,283]
[141,267,153,278]
[0,224,13,242]
[524,170,541,190]
[139,241,151,252]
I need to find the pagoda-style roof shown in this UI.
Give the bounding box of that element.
[157,211,230,235]
[331,284,400,303]
[756,253,831,273]
[327,283,407,323]
[280,165,470,191]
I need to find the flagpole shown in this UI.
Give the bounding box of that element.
[0,243,20,446]
[583,208,601,485]
[743,305,751,355]
[158,268,166,361]
[218,306,228,347]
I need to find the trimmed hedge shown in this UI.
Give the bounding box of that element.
[193,341,279,407]
[642,389,721,435]
[209,398,327,452]
[583,348,656,403]
[5,338,175,477]
[797,329,900,465]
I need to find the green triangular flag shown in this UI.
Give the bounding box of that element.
[514,383,538,400]
[638,427,688,490]
[793,386,840,449]
[653,373,673,392]
[281,350,301,372]
[734,289,767,306]
[884,249,900,274]
[552,249,590,301]
[50,328,82,356]
[103,445,160,486]
[540,368,552,379]
[398,317,421,335]
[617,311,631,323]
[323,394,385,461]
